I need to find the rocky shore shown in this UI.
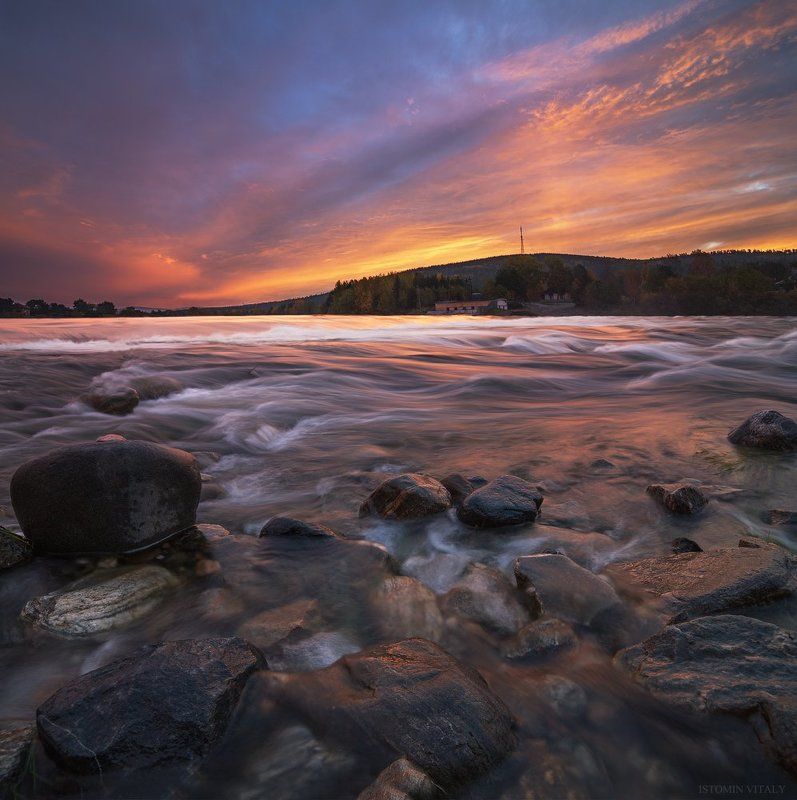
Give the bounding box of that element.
[1,409,796,798]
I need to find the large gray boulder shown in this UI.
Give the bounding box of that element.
[457,475,543,528]
[37,637,262,773]
[728,409,797,451]
[359,474,451,520]
[10,440,201,555]
[617,615,797,774]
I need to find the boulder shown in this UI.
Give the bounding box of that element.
[21,565,179,637]
[441,563,533,636]
[457,475,543,528]
[616,615,797,774]
[369,576,444,642]
[0,526,32,571]
[359,758,440,800]
[359,474,451,520]
[764,509,797,526]
[259,638,515,789]
[439,474,475,505]
[10,439,201,555]
[501,618,577,660]
[605,544,796,623]
[646,483,708,515]
[86,386,139,415]
[259,516,343,539]
[0,722,35,793]
[728,409,797,451]
[670,537,702,554]
[129,375,183,400]
[514,554,621,625]
[37,637,262,772]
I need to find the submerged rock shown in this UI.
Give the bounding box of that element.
[86,386,139,415]
[21,565,179,637]
[258,638,515,790]
[646,483,708,515]
[401,552,469,594]
[0,526,32,571]
[728,409,797,451]
[442,562,533,635]
[501,618,577,660]
[764,509,797,526]
[0,722,35,793]
[239,599,319,650]
[129,375,183,400]
[10,439,201,555]
[265,630,362,672]
[370,576,443,642]
[37,637,262,773]
[359,474,451,520]
[259,516,343,539]
[605,544,796,623]
[439,474,475,505]
[514,554,621,626]
[671,537,702,554]
[617,615,797,774]
[457,475,543,528]
[359,758,440,800]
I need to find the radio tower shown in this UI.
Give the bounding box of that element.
[520,226,525,255]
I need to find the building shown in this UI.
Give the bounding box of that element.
[432,298,508,314]
[542,291,572,303]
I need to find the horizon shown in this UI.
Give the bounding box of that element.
[2,1,797,307]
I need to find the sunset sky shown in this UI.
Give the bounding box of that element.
[1,0,796,307]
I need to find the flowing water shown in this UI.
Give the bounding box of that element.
[0,315,795,798]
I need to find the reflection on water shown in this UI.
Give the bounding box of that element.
[0,315,795,798]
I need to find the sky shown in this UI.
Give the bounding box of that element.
[0,0,795,307]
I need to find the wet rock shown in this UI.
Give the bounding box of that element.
[239,599,319,650]
[259,638,516,789]
[541,676,588,719]
[266,630,362,672]
[441,563,533,635]
[359,474,452,520]
[96,433,126,442]
[200,474,227,502]
[521,524,617,570]
[0,722,35,793]
[37,637,262,773]
[129,375,183,400]
[10,439,201,555]
[21,565,179,637]
[359,758,440,800]
[401,552,469,594]
[646,483,708,515]
[617,615,797,774]
[671,537,702,554]
[764,509,797,526]
[439,474,475,505]
[199,587,245,622]
[259,516,343,539]
[0,526,32,571]
[605,544,796,623]
[195,558,221,576]
[514,554,621,626]
[501,618,577,660]
[86,386,139,415]
[728,409,797,451]
[370,576,443,642]
[457,475,543,528]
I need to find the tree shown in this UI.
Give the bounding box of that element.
[73,298,95,313]
[96,300,116,316]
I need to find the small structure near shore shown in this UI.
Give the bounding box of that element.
[432,298,507,315]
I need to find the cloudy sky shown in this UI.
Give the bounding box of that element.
[1,0,795,306]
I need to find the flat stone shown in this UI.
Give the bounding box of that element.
[21,565,179,637]
[0,526,32,571]
[728,409,797,451]
[604,545,796,623]
[514,554,621,625]
[358,758,440,800]
[457,475,543,528]
[370,576,443,642]
[359,474,452,520]
[0,722,35,793]
[647,483,708,515]
[37,637,262,772]
[259,516,343,539]
[616,615,797,774]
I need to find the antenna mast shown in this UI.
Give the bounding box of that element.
[520,226,525,255]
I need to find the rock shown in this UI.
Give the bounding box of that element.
[10,440,201,555]
[266,630,362,672]
[728,409,797,451]
[259,638,515,789]
[359,474,451,520]
[0,722,35,793]
[616,615,797,774]
[764,509,797,526]
[129,375,183,400]
[86,386,139,415]
[195,558,221,576]
[439,474,474,505]
[370,576,443,642]
[96,433,126,442]
[514,554,621,625]
[541,676,588,718]
[199,476,226,502]
[37,637,262,772]
[359,758,440,800]
[670,537,702,554]
[0,526,32,571]
[457,475,543,528]
[501,618,577,660]
[646,483,708,515]
[441,563,533,636]
[259,516,343,539]
[21,565,179,637]
[239,599,319,650]
[401,552,469,594]
[605,545,796,623]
